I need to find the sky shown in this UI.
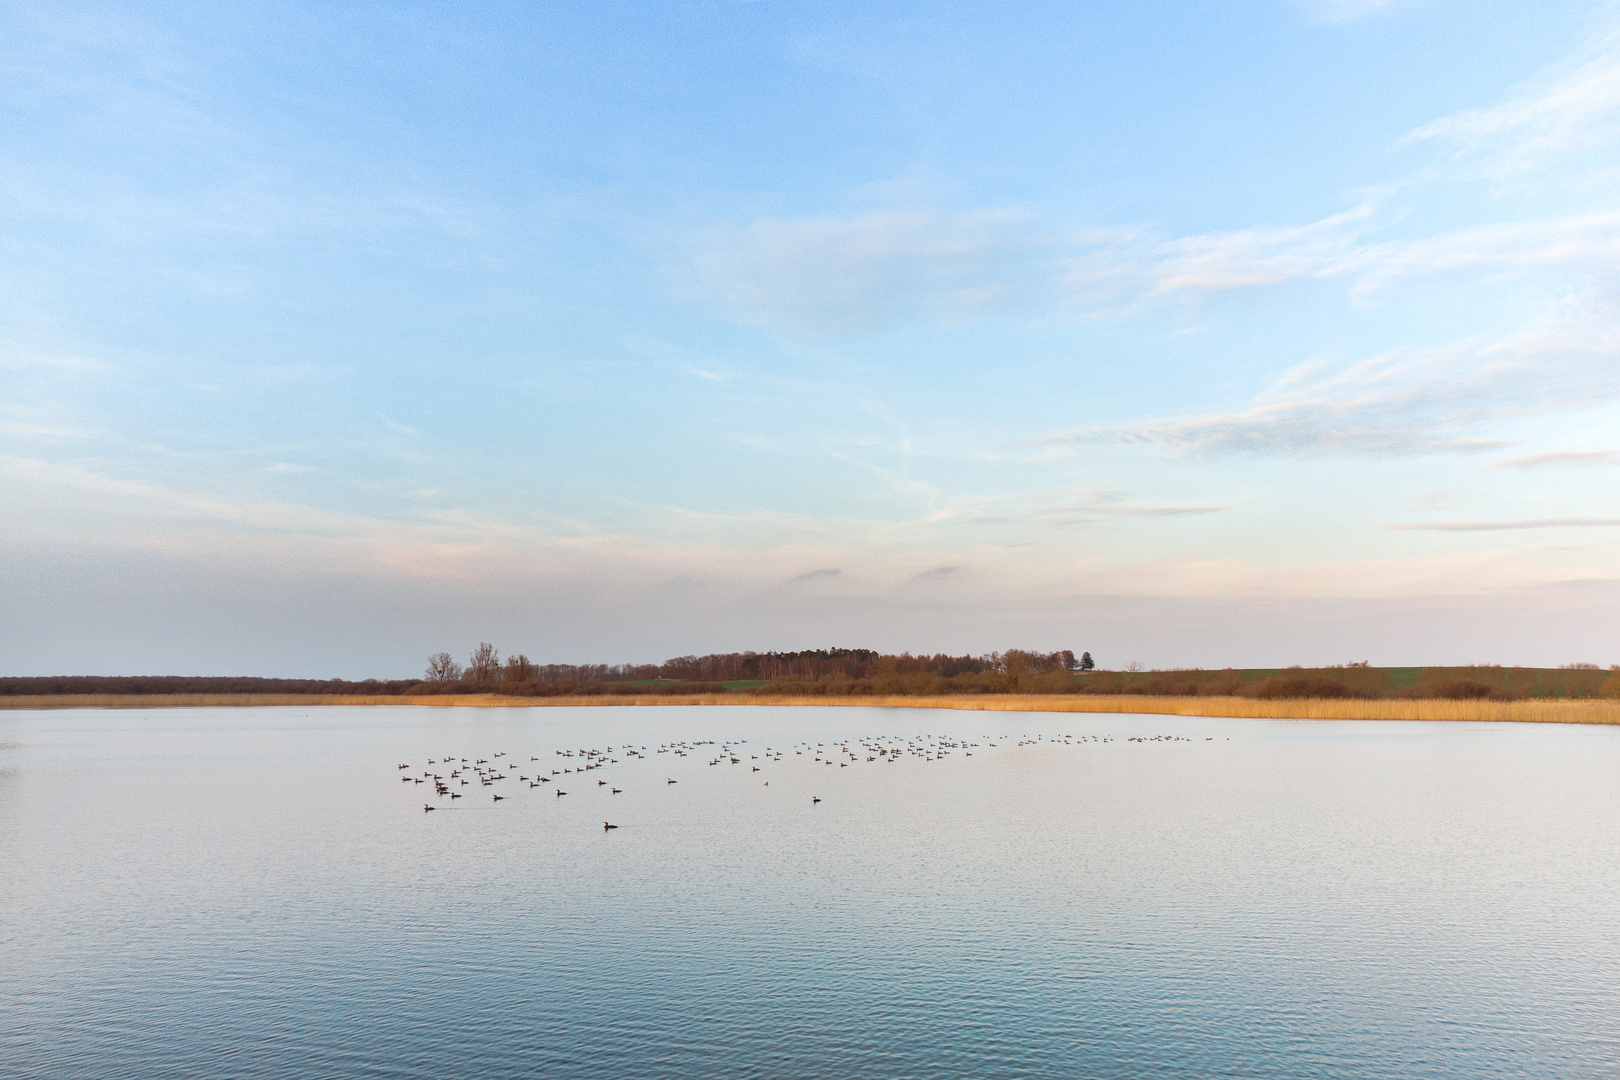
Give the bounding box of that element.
[4,0,1620,677]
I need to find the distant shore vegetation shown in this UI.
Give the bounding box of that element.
[5,646,1617,702]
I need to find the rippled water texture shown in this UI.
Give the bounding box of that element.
[3,705,1619,1078]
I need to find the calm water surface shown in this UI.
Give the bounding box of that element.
[3,705,1618,1078]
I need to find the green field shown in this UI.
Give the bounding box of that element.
[1064,665,1611,700]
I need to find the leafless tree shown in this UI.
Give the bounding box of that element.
[504,653,538,684]
[996,650,1031,691]
[426,652,462,682]
[466,642,502,684]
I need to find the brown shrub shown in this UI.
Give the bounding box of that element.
[1242,676,1360,700]
[1431,679,1495,700]
[1140,675,1201,696]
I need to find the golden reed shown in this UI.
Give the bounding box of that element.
[4,692,1618,725]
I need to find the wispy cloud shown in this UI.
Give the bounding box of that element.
[1035,300,1620,460]
[1490,450,1620,470]
[1344,213,1620,295]
[924,485,1229,530]
[1392,518,1620,531]
[0,403,98,440]
[682,208,1050,336]
[0,454,659,586]
[677,25,1620,337]
[2,454,387,537]
[1068,206,1620,304]
[789,567,841,582]
[0,350,110,375]
[682,198,1620,332]
[1407,30,1620,173]
[1093,204,1377,297]
[1039,503,1228,521]
[964,499,1229,526]
[824,448,941,506]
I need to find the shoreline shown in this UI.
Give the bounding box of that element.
[2,692,1617,725]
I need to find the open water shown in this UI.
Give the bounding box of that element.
[2,704,1618,1078]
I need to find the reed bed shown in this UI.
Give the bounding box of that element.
[753,694,1620,725]
[4,692,1618,725]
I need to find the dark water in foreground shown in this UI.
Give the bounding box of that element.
[2,705,1618,1079]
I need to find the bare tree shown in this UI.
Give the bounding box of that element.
[996,650,1031,692]
[426,652,462,682]
[466,642,502,684]
[504,653,537,684]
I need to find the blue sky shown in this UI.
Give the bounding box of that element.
[4,0,1620,676]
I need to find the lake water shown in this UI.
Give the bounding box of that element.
[3,704,1618,1078]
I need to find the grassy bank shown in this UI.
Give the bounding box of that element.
[5,692,1619,725]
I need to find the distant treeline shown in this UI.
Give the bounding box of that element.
[6,652,1616,700]
[415,646,1618,700]
[737,664,1619,699]
[0,676,422,697]
[0,673,741,699]
[0,647,1082,699]
[420,645,1066,686]
[415,645,1084,695]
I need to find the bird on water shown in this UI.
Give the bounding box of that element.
[407,729,1169,821]
[603,821,619,830]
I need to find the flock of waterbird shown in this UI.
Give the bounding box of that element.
[399,729,1217,828]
